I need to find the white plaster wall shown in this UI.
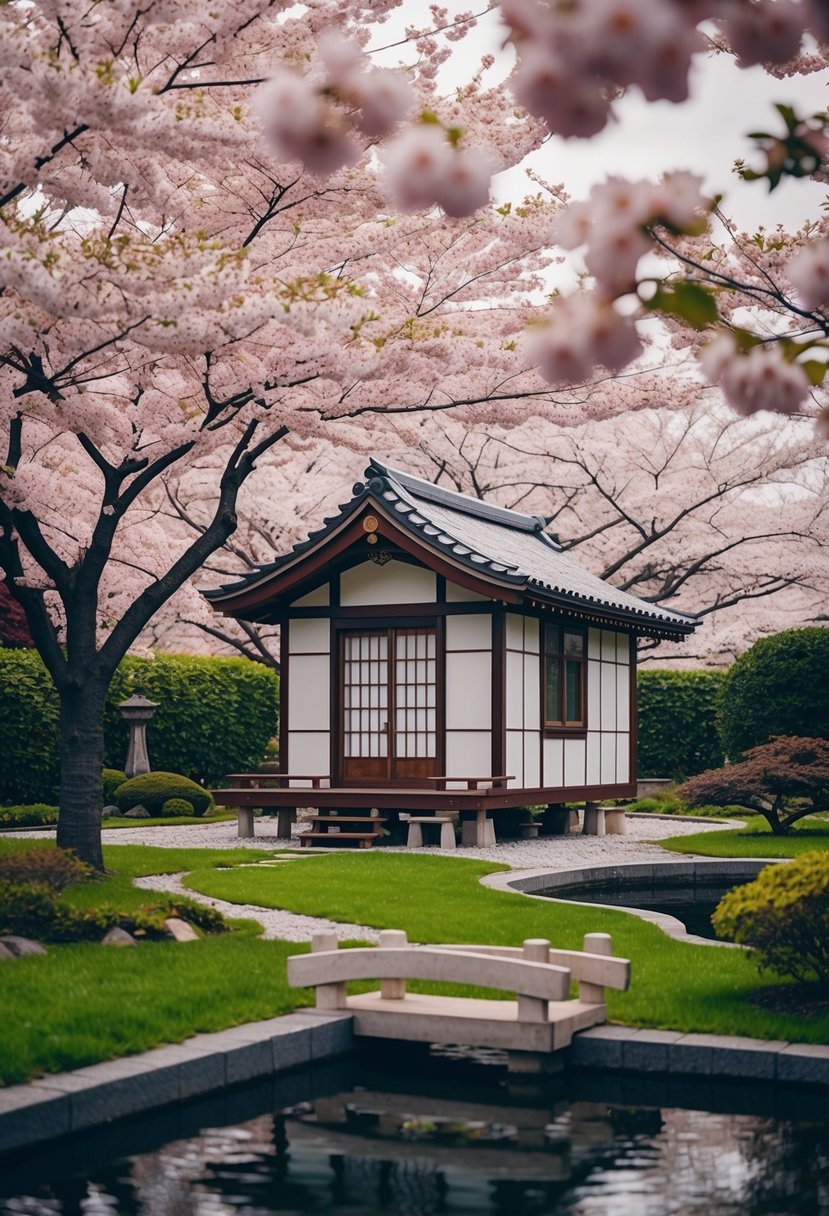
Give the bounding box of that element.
[290,584,329,607]
[289,618,330,654]
[340,560,435,605]
[600,663,617,731]
[587,661,601,731]
[580,627,633,786]
[616,664,630,730]
[446,652,491,730]
[446,581,489,602]
[601,732,617,784]
[506,730,524,788]
[445,614,491,650]
[445,731,490,781]
[543,737,563,787]
[288,654,330,730]
[506,650,524,730]
[587,732,601,785]
[564,738,586,786]
[506,613,543,789]
[523,736,540,788]
[286,732,329,776]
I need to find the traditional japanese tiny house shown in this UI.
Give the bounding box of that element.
[205,460,696,807]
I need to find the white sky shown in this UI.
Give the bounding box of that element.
[373,6,829,232]
[523,53,829,232]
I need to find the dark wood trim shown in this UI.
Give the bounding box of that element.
[491,607,506,779]
[543,728,588,740]
[287,601,493,620]
[436,614,446,779]
[331,614,443,632]
[629,634,638,786]
[436,574,446,603]
[213,781,637,812]
[330,571,340,608]
[279,621,288,772]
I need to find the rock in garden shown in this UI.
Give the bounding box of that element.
[0,936,47,957]
[164,917,199,942]
[101,927,138,947]
[102,804,122,817]
[124,805,150,818]
[0,942,17,961]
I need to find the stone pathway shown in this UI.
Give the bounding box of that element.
[113,813,737,943]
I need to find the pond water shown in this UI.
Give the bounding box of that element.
[536,879,755,940]
[2,1046,827,1216]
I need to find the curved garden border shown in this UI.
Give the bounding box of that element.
[481,858,780,947]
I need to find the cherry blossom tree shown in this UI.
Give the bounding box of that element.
[2,0,828,867]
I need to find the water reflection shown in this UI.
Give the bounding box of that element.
[2,1052,827,1216]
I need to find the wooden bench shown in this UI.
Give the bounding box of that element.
[299,815,386,849]
[582,803,627,837]
[287,928,630,1055]
[215,773,330,838]
[405,816,456,850]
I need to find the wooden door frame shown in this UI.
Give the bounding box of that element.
[332,618,444,786]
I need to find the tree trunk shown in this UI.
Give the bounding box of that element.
[55,677,107,870]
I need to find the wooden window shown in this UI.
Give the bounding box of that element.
[543,622,586,729]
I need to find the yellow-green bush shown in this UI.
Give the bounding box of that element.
[713,852,829,987]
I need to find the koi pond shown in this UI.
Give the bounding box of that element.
[2,1046,827,1216]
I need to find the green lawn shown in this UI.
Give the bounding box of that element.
[102,812,235,828]
[660,816,829,858]
[2,837,828,1086]
[185,851,829,1046]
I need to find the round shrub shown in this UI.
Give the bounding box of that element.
[101,769,127,803]
[712,852,829,987]
[115,772,213,817]
[161,797,200,818]
[719,628,829,759]
[637,670,725,780]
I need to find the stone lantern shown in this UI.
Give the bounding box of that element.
[119,693,159,777]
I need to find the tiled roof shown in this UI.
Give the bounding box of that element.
[205,458,697,636]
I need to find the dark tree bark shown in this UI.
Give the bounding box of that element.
[56,674,108,870]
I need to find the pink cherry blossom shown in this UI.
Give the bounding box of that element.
[381,125,453,212]
[787,237,829,310]
[435,146,493,217]
[355,68,415,138]
[530,293,643,385]
[511,45,612,140]
[719,346,811,417]
[719,0,806,68]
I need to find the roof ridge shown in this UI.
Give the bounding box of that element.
[367,458,554,539]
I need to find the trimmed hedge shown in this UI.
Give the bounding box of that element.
[637,669,726,781]
[0,651,279,803]
[719,628,829,759]
[0,803,59,828]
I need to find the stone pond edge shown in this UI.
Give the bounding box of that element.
[2,1005,829,1157]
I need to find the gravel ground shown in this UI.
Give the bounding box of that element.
[7,813,738,943]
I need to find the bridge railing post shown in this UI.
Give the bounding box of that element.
[379,929,408,999]
[517,938,551,1023]
[311,931,346,1010]
[579,932,612,1004]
